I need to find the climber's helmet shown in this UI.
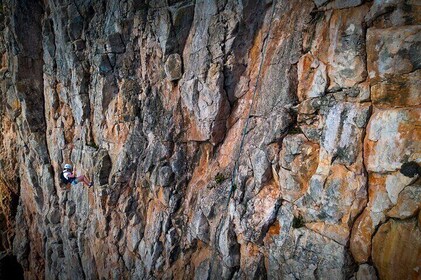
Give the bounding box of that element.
[64,163,72,170]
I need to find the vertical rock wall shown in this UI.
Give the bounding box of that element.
[0,0,420,279]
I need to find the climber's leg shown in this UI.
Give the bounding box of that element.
[76,175,92,187]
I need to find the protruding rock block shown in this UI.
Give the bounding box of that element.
[365,108,421,173]
[328,5,368,89]
[371,70,421,108]
[372,219,421,280]
[297,53,327,101]
[180,63,229,144]
[218,218,240,268]
[106,33,125,54]
[251,149,271,185]
[387,186,421,219]
[367,26,421,108]
[164,53,183,81]
[350,209,383,263]
[278,134,319,202]
[356,264,378,280]
[367,26,421,84]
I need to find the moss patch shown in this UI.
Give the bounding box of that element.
[215,173,226,185]
[289,125,303,135]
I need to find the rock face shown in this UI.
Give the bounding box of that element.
[0,0,420,279]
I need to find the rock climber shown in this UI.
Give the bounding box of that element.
[61,163,93,188]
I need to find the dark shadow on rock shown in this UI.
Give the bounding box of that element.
[400,161,421,178]
[0,255,24,280]
[223,1,267,104]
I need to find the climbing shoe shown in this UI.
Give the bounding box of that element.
[89,182,94,188]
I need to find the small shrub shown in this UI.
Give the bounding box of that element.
[292,215,305,228]
[289,125,303,135]
[215,173,226,185]
[86,141,99,150]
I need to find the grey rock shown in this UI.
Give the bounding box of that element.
[387,185,421,219]
[48,208,61,224]
[170,146,186,177]
[365,0,401,25]
[158,166,174,187]
[321,102,369,166]
[268,226,354,279]
[356,264,378,280]
[192,211,210,243]
[1,0,417,279]
[127,225,142,252]
[66,201,76,217]
[313,0,330,8]
[328,6,367,88]
[106,33,126,54]
[324,0,363,10]
[68,16,84,41]
[96,151,112,186]
[99,54,113,75]
[218,218,240,268]
[194,259,211,280]
[251,149,272,185]
[165,53,183,81]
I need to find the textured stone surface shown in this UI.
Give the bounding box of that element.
[372,219,421,280]
[297,53,327,101]
[365,108,421,173]
[327,5,368,89]
[367,25,421,109]
[165,53,183,81]
[367,26,421,83]
[356,264,378,280]
[387,185,421,219]
[0,0,420,279]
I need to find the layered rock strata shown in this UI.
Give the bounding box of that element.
[0,0,420,279]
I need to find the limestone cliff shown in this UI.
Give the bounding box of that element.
[0,0,420,279]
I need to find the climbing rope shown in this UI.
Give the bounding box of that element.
[227,0,277,206]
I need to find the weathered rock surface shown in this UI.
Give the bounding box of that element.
[372,219,421,280]
[0,0,420,279]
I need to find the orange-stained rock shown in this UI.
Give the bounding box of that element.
[372,219,421,280]
[3,0,421,279]
[217,119,243,169]
[239,179,282,243]
[365,108,421,173]
[297,53,327,101]
[371,70,421,108]
[366,0,421,28]
[365,24,421,110]
[350,209,379,263]
[387,185,421,219]
[367,173,393,213]
[306,222,349,245]
[367,26,421,85]
[297,162,368,232]
[307,10,332,64]
[351,169,419,264]
[327,5,369,89]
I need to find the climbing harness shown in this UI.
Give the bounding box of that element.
[227,0,278,206]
